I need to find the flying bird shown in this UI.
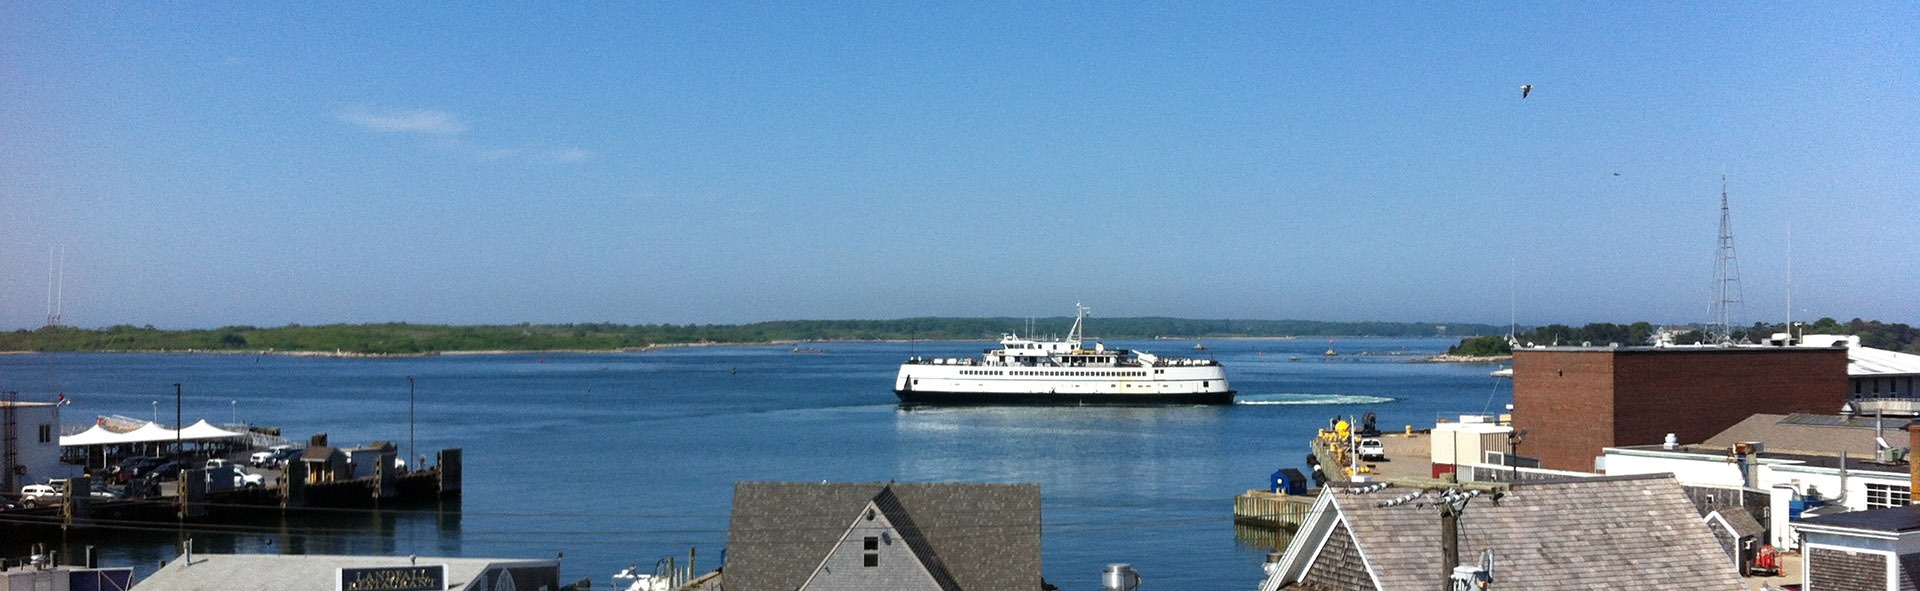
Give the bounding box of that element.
[1520,85,1533,99]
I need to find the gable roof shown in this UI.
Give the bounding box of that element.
[873,486,963,591]
[726,482,1041,591]
[1265,474,1746,591]
[1706,509,1765,538]
[1704,413,1891,455]
[301,445,341,461]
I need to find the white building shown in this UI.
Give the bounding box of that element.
[1818,334,1920,415]
[2,400,80,492]
[1604,441,1910,550]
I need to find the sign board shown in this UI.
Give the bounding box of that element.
[337,565,448,591]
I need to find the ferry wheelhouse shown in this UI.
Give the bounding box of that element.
[893,305,1234,404]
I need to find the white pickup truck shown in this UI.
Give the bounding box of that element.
[1357,438,1387,461]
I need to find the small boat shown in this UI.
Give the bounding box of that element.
[789,347,826,354]
[613,566,670,591]
[1193,343,1208,350]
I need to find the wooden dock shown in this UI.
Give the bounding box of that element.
[1233,489,1315,527]
[1232,490,1316,551]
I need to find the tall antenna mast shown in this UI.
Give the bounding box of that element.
[55,246,64,325]
[44,246,62,328]
[1508,258,1517,345]
[1709,177,1744,343]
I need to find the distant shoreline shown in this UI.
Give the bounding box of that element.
[1416,354,1512,363]
[0,335,1479,359]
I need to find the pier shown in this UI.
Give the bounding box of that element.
[0,447,462,550]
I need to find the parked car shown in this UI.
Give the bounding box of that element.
[261,447,304,469]
[48,479,117,499]
[19,484,61,508]
[250,445,298,468]
[205,458,233,470]
[1357,438,1387,461]
[206,465,266,488]
[111,456,166,483]
[141,461,190,482]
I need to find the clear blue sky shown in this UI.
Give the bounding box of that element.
[3,3,1915,329]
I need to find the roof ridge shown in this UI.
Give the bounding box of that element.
[1511,472,1673,487]
[873,486,962,591]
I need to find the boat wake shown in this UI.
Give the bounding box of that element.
[1235,393,1396,406]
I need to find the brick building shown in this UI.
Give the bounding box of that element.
[1511,346,1848,471]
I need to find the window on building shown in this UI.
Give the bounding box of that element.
[39,424,52,443]
[1867,483,1911,509]
[863,536,880,567]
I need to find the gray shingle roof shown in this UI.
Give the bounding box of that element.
[725,482,1042,591]
[1324,474,1746,591]
[1703,413,1889,455]
[1708,509,1765,538]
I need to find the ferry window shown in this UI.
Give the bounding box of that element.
[1203,381,1210,387]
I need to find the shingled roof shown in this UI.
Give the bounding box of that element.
[1703,413,1889,455]
[725,482,1042,591]
[1263,474,1746,591]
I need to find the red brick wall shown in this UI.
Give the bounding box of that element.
[1512,348,1849,472]
[1611,349,1848,451]
[1513,350,1616,471]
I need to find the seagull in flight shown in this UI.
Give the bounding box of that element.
[1521,84,1533,99]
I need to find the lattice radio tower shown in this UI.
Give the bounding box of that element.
[1709,177,1744,343]
[43,246,64,327]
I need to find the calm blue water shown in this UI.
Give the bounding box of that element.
[0,338,1509,589]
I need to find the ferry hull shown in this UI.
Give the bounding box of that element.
[894,389,1236,405]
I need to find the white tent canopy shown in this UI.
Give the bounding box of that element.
[60,420,249,447]
[59,424,128,446]
[178,419,246,440]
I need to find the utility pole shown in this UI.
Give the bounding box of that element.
[406,376,416,473]
[1441,505,1460,589]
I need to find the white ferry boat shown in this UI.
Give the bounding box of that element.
[894,305,1234,404]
